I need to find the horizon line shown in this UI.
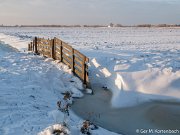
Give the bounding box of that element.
[0,24,180,28]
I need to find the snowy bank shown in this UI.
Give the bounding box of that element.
[0,30,120,134]
[0,44,83,134]
[0,33,29,52]
[90,52,180,107]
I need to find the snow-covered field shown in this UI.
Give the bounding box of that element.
[1,27,180,106]
[0,27,180,134]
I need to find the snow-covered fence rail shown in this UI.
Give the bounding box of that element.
[28,37,90,88]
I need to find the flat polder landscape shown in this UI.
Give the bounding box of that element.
[0,27,180,135]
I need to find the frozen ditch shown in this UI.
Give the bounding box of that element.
[71,83,180,135]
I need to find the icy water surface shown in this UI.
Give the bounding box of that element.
[72,84,180,135]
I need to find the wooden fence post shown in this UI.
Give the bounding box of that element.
[82,56,86,85]
[32,41,34,52]
[30,42,32,51]
[60,40,63,62]
[53,37,56,60]
[34,37,38,54]
[85,58,91,88]
[28,44,30,51]
[72,48,75,72]
[51,38,55,59]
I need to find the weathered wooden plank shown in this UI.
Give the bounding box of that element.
[55,46,61,51]
[55,55,61,60]
[55,38,62,45]
[44,48,51,52]
[74,69,83,80]
[74,56,83,65]
[44,51,51,57]
[62,58,71,67]
[55,46,61,52]
[62,53,72,63]
[39,43,50,47]
[38,38,51,45]
[38,42,49,45]
[47,51,51,56]
[74,49,85,59]
[74,63,82,71]
[62,47,72,56]
[54,43,61,60]
[55,48,61,53]
[54,39,63,62]
[39,38,50,43]
[43,48,50,52]
[55,50,61,58]
[62,41,72,51]
[55,49,61,55]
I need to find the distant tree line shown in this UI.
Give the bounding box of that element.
[135,24,180,27]
[108,23,180,27]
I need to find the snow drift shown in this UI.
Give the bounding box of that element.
[91,52,180,108]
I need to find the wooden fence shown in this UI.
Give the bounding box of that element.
[28,37,90,88]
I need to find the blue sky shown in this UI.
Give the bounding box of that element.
[0,0,179,25]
